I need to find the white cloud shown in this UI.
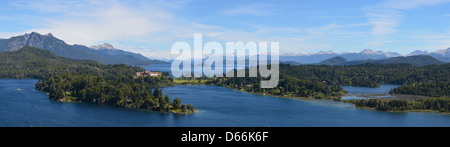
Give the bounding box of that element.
[366,11,403,36]
[365,0,450,36]
[23,0,173,45]
[222,3,273,16]
[365,40,398,46]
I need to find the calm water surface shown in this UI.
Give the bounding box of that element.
[341,85,401,100]
[1,79,450,127]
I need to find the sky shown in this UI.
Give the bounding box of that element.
[0,0,449,59]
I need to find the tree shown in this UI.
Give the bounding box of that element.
[173,98,181,109]
[165,94,170,105]
[187,104,195,111]
[181,104,187,112]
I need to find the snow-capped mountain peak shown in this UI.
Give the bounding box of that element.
[90,43,116,50]
[360,49,376,55]
[433,48,450,56]
[409,50,430,56]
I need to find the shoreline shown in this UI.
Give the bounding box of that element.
[191,84,449,115]
[353,106,450,115]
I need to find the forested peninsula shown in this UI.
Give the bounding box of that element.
[0,47,196,114]
[202,63,450,113]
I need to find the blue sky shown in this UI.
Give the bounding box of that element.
[0,0,449,59]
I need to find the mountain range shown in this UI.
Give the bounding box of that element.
[0,32,167,65]
[0,32,448,66]
[317,55,445,66]
[280,48,450,64]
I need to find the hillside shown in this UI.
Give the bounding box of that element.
[0,32,166,65]
[317,56,347,65]
[0,46,143,79]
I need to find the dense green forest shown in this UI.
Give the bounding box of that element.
[36,74,194,113]
[279,63,449,87]
[209,75,345,99]
[208,63,449,99]
[0,47,195,114]
[206,63,449,113]
[346,98,450,113]
[0,46,141,79]
[389,82,450,97]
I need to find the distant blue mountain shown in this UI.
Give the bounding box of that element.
[317,55,445,66]
[280,49,450,64]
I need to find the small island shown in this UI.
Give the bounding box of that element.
[36,74,196,114]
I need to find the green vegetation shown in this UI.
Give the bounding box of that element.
[0,47,195,114]
[208,63,449,98]
[209,74,345,100]
[207,63,449,113]
[390,82,450,97]
[173,77,215,85]
[279,63,449,88]
[346,98,450,113]
[36,74,195,114]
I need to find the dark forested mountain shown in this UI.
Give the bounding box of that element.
[0,32,166,65]
[317,55,445,66]
[280,49,402,64]
[316,56,347,65]
[408,48,450,62]
[90,43,156,62]
[280,52,340,64]
[0,46,105,79]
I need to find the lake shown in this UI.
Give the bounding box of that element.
[341,85,401,100]
[140,63,248,77]
[1,79,450,127]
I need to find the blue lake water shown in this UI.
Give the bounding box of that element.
[141,63,247,77]
[1,79,450,127]
[141,64,172,73]
[341,85,401,100]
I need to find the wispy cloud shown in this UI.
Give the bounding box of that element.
[365,40,398,46]
[222,3,274,16]
[357,0,450,50]
[378,0,450,10]
[365,0,450,37]
[8,0,175,45]
[366,10,403,36]
[2,0,449,58]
